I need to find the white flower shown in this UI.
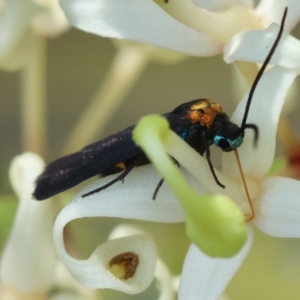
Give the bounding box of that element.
[0,0,69,70]
[0,152,96,300]
[136,23,300,298]
[53,23,300,299]
[53,168,184,295]
[59,0,300,56]
[55,0,300,158]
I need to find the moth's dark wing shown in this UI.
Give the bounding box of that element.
[97,113,193,177]
[33,125,142,200]
[34,110,195,200]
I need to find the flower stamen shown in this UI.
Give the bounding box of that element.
[234,149,254,221]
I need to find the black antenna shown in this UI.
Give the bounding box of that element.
[240,7,288,131]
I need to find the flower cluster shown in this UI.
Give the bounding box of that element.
[0,0,69,71]
[2,0,300,299]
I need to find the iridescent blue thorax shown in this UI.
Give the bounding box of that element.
[180,124,201,140]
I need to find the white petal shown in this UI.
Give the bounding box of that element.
[53,261,97,300]
[178,228,253,300]
[222,66,298,179]
[224,23,300,68]
[255,176,300,237]
[59,165,185,222]
[59,0,222,56]
[194,0,253,11]
[256,0,300,31]
[0,153,56,292]
[109,224,146,239]
[53,166,185,292]
[155,259,175,300]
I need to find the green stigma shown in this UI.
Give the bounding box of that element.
[133,115,247,258]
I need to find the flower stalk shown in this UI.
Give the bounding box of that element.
[62,45,149,154]
[20,35,47,157]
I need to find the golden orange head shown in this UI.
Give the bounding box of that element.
[188,99,223,128]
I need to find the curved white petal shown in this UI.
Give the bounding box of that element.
[59,0,222,56]
[56,232,156,293]
[109,224,175,299]
[224,23,300,68]
[222,66,298,179]
[256,0,300,31]
[255,176,300,237]
[53,166,185,292]
[60,166,185,222]
[178,228,253,300]
[155,259,175,300]
[1,153,56,292]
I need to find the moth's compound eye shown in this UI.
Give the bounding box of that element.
[214,136,230,150]
[214,135,243,152]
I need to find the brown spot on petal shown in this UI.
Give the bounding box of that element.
[109,252,139,280]
[287,154,300,178]
[278,116,300,178]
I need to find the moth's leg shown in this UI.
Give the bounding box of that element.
[82,157,139,198]
[152,158,180,200]
[201,131,225,189]
[152,178,164,200]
